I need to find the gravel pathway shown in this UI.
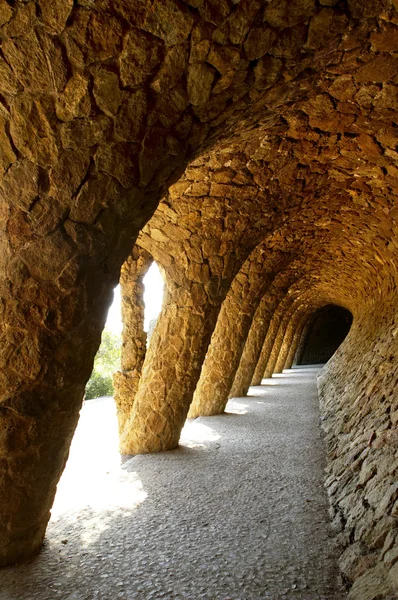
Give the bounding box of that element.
[0,366,346,600]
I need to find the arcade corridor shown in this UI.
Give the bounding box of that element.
[1,2,398,597]
[1,367,346,600]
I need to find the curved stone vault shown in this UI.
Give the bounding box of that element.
[1,0,398,596]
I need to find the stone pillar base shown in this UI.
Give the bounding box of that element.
[113,370,141,435]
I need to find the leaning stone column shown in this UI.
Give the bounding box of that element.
[229,289,282,397]
[251,296,293,385]
[113,246,153,436]
[252,315,282,384]
[188,268,275,417]
[0,181,149,566]
[295,315,316,365]
[273,305,309,373]
[119,280,222,454]
[264,299,300,378]
[284,317,308,369]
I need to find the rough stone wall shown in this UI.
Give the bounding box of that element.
[318,280,398,599]
[113,246,152,435]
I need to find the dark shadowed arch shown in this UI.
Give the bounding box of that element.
[296,305,352,365]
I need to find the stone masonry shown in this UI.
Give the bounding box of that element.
[1,2,398,597]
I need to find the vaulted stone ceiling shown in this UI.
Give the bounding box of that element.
[1,1,398,596]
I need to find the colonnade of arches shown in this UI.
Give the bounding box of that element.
[1,1,398,596]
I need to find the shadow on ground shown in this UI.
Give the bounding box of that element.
[0,366,346,600]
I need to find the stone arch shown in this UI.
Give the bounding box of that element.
[296,304,353,366]
[188,244,293,418]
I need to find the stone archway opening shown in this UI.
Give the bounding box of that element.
[296,304,353,366]
[48,260,165,525]
[83,257,165,403]
[84,286,122,401]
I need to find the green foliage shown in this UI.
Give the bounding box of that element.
[85,328,121,400]
[85,372,114,400]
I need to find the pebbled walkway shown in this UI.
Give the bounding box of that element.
[0,366,346,600]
